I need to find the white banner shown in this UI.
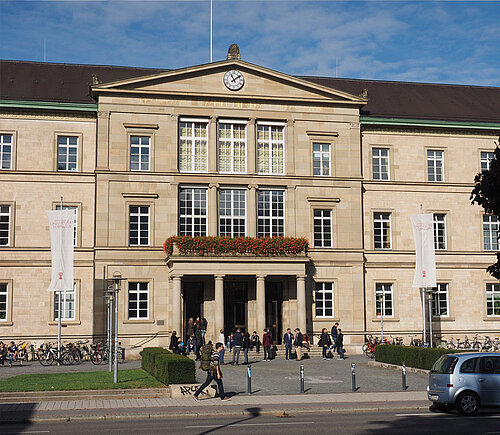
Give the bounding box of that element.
[47,210,74,292]
[411,213,436,288]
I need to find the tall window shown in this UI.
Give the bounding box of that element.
[483,215,499,251]
[257,123,284,174]
[54,283,75,321]
[481,152,495,172]
[0,205,11,246]
[57,136,78,171]
[56,205,78,247]
[257,190,284,237]
[315,282,334,317]
[427,150,444,182]
[433,214,447,250]
[219,122,246,173]
[372,148,389,180]
[374,212,391,249]
[376,283,393,317]
[432,283,449,317]
[129,205,150,246]
[179,187,207,236]
[0,283,7,321]
[128,282,149,319]
[219,189,246,237]
[179,120,208,172]
[312,143,331,176]
[314,209,332,248]
[486,283,500,316]
[130,136,150,171]
[0,134,12,170]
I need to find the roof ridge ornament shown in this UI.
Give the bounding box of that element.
[227,44,241,60]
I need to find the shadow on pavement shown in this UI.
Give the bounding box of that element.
[197,407,261,435]
[0,402,37,424]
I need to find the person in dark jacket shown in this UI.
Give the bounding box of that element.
[293,328,303,361]
[195,329,203,360]
[242,331,251,364]
[336,328,345,360]
[232,328,243,365]
[262,329,272,361]
[186,318,194,341]
[318,328,332,359]
[200,317,208,344]
[169,331,179,354]
[331,322,339,352]
[283,328,294,360]
[0,342,6,365]
[250,331,260,353]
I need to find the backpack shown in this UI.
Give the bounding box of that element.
[200,343,213,371]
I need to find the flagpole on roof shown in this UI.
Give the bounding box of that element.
[210,0,213,62]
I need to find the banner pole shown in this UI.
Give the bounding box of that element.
[428,290,433,347]
[58,196,63,365]
[419,205,426,346]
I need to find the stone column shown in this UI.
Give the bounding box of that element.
[256,275,266,333]
[208,116,217,173]
[286,119,295,175]
[247,118,256,174]
[247,184,258,238]
[296,275,306,334]
[172,275,182,336]
[208,183,219,236]
[96,111,110,170]
[214,275,224,337]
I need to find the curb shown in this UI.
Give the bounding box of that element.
[367,361,430,374]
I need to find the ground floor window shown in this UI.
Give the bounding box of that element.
[486,283,500,316]
[54,284,75,321]
[128,282,149,319]
[432,283,449,317]
[376,283,393,317]
[315,282,334,317]
[0,283,7,320]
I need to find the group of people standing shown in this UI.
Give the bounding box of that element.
[318,322,345,360]
[169,316,208,359]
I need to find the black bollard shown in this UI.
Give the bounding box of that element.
[351,363,356,392]
[300,364,305,393]
[402,362,407,391]
[247,364,252,395]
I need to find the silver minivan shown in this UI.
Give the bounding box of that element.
[427,352,500,415]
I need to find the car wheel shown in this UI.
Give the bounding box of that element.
[456,392,479,416]
[433,402,454,413]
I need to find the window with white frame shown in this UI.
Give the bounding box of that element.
[130,136,150,171]
[372,148,389,180]
[432,283,449,317]
[219,122,246,173]
[314,209,332,248]
[54,283,75,321]
[376,283,393,317]
[427,150,444,182]
[179,120,208,172]
[481,152,495,172]
[257,190,284,237]
[56,205,78,247]
[179,187,207,236]
[312,143,331,176]
[315,282,334,317]
[486,283,500,316]
[0,205,11,246]
[483,215,499,251]
[129,205,150,246]
[0,134,12,170]
[257,123,285,174]
[57,136,78,171]
[373,212,391,249]
[433,214,447,250]
[0,283,7,321]
[128,282,149,319]
[219,189,246,237]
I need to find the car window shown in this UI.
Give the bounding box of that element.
[460,357,479,373]
[479,356,500,374]
[431,355,458,374]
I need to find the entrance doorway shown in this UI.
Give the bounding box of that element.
[224,281,248,336]
[183,282,203,340]
[266,282,283,344]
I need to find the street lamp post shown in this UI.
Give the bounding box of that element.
[105,286,114,372]
[378,293,384,343]
[111,271,125,384]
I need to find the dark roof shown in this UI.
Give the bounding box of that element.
[1,59,500,123]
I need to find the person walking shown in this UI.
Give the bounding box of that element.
[195,329,203,360]
[336,328,345,360]
[318,328,332,359]
[293,328,303,361]
[243,331,251,364]
[283,328,294,360]
[218,329,226,364]
[193,342,231,401]
[251,331,260,353]
[331,322,339,352]
[169,331,179,354]
[262,329,272,361]
[232,328,243,365]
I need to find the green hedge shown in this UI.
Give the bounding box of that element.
[375,344,467,370]
[141,347,195,385]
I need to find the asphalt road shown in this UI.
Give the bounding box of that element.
[3,410,500,435]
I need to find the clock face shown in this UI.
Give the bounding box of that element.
[224,70,244,91]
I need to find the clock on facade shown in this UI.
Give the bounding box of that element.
[223,70,244,91]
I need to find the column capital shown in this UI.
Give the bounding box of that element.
[170,114,179,121]
[214,274,225,280]
[296,274,307,281]
[248,117,257,124]
[97,110,110,119]
[286,118,295,126]
[170,274,183,281]
[209,183,220,189]
[256,275,267,281]
[247,184,259,190]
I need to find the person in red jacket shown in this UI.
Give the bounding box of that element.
[262,329,272,361]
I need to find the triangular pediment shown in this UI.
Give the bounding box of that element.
[92,60,367,105]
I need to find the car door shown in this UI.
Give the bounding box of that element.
[477,356,500,405]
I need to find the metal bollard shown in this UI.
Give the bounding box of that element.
[247,364,252,395]
[351,363,356,392]
[402,362,407,391]
[300,364,305,393]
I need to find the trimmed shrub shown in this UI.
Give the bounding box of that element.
[141,347,168,374]
[141,347,195,385]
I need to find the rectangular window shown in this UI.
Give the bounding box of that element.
[55,205,78,247]
[314,209,332,248]
[129,205,150,246]
[0,134,12,170]
[481,152,495,172]
[312,143,331,176]
[128,282,149,319]
[433,214,447,250]
[54,283,75,321]
[432,283,449,317]
[0,283,7,321]
[486,283,500,316]
[179,120,208,172]
[257,124,285,174]
[315,282,334,317]
[257,190,284,237]
[0,205,11,246]
[374,212,391,249]
[376,283,393,317]
[219,122,246,173]
[483,215,499,251]
[130,136,150,171]
[219,189,246,237]
[427,150,444,182]
[179,187,207,236]
[372,148,389,180]
[57,136,78,171]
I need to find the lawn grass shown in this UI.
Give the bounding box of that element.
[0,369,165,392]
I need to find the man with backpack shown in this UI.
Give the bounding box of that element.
[194,342,231,401]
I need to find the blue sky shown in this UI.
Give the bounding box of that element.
[1,1,500,86]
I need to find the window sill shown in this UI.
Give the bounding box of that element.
[123,319,155,324]
[432,316,455,321]
[371,318,399,322]
[483,316,500,321]
[48,320,81,326]
[0,321,13,326]
[313,317,340,322]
